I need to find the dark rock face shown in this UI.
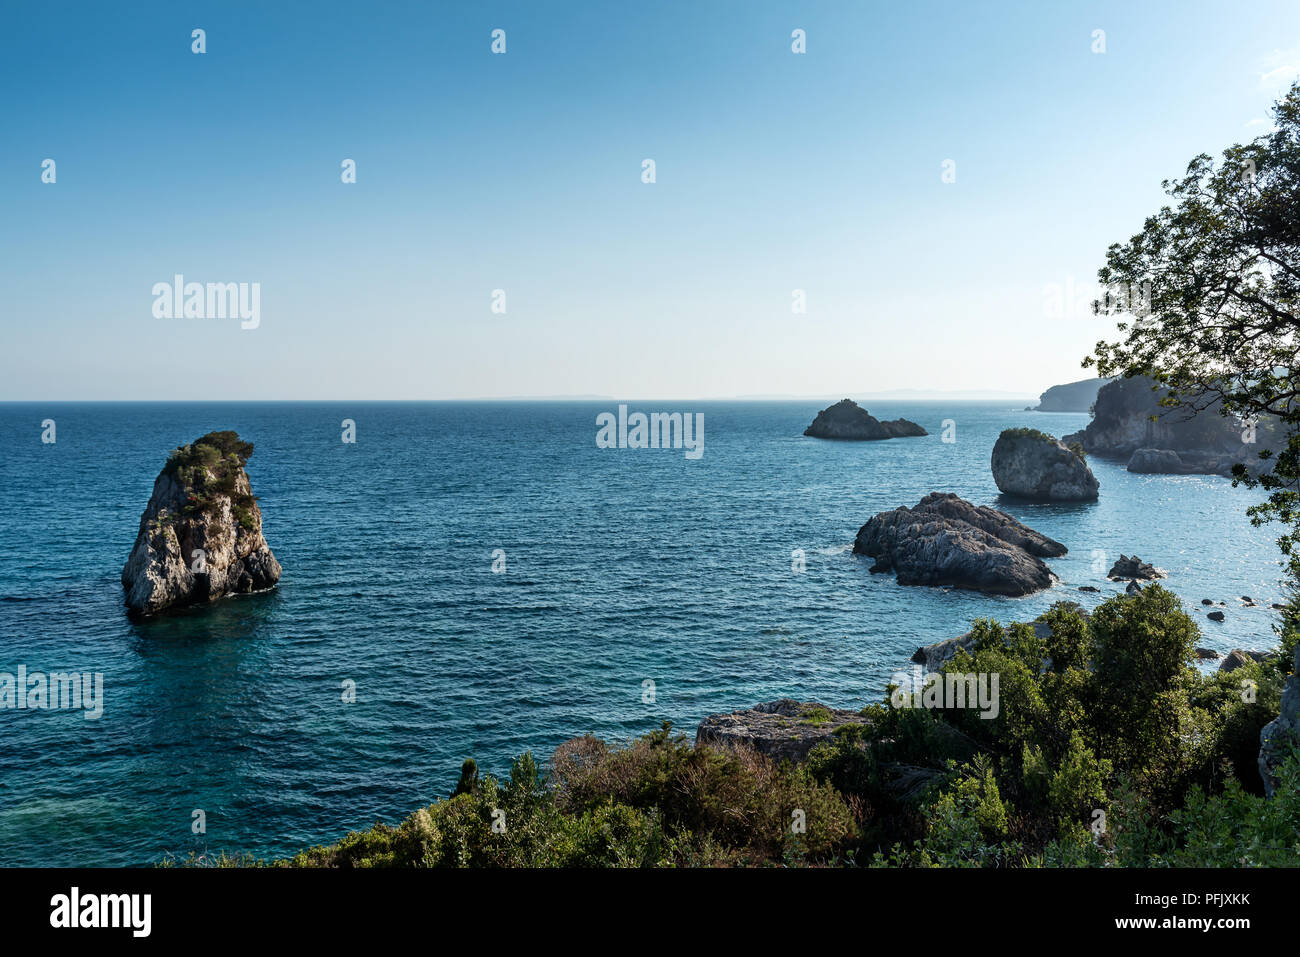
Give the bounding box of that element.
[1195,647,1221,660]
[1208,611,1226,622]
[1107,555,1163,581]
[1259,646,1300,796]
[804,399,927,440]
[1062,376,1267,477]
[1031,377,1113,413]
[1218,648,1270,671]
[122,431,281,615]
[694,699,870,763]
[991,429,1099,501]
[854,492,1066,596]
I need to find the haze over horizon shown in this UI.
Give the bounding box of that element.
[4,0,1299,401]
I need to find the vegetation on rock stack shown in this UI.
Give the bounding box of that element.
[163,430,259,530]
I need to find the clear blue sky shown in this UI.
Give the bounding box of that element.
[3,0,1297,400]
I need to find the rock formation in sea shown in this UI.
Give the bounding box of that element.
[694,699,871,763]
[122,430,281,615]
[1259,645,1300,796]
[1028,376,1113,413]
[1061,375,1268,477]
[990,428,1099,501]
[853,492,1067,596]
[1106,555,1163,581]
[803,399,927,440]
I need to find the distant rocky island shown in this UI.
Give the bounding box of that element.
[1028,376,1113,413]
[803,399,926,441]
[853,492,1066,596]
[122,431,280,615]
[1062,375,1269,477]
[991,428,1099,501]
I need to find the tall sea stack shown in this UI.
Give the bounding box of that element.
[122,431,281,615]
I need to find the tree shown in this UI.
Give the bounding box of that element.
[1086,82,1300,574]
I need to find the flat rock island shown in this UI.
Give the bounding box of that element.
[122,431,281,615]
[803,399,926,440]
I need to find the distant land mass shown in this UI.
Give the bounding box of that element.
[1029,377,1114,413]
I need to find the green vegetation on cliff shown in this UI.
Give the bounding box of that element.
[162,430,259,530]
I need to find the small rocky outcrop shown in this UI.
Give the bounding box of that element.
[803,399,926,440]
[1195,647,1221,660]
[122,431,281,616]
[991,428,1099,501]
[1218,649,1270,672]
[1107,555,1163,581]
[694,699,871,763]
[1208,610,1226,622]
[1259,646,1300,796]
[854,492,1066,596]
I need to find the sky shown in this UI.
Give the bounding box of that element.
[2,0,1299,400]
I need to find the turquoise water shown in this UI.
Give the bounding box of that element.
[0,401,1286,866]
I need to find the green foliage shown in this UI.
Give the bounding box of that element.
[172,592,1298,869]
[1085,81,1300,578]
[163,431,259,530]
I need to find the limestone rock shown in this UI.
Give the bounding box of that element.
[854,492,1066,596]
[991,429,1099,501]
[694,699,870,763]
[122,431,281,615]
[804,399,926,441]
[1107,555,1163,581]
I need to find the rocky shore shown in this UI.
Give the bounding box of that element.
[1062,376,1267,477]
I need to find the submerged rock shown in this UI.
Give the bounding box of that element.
[991,428,1099,501]
[1259,646,1300,796]
[122,431,281,615]
[1208,611,1226,622]
[854,492,1066,596]
[803,399,926,440]
[1107,555,1163,581]
[694,699,870,763]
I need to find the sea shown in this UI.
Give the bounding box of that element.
[0,400,1286,866]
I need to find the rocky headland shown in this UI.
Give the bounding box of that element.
[853,492,1067,596]
[803,399,927,440]
[990,428,1099,501]
[1028,376,1113,413]
[1062,375,1268,477]
[122,431,281,615]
